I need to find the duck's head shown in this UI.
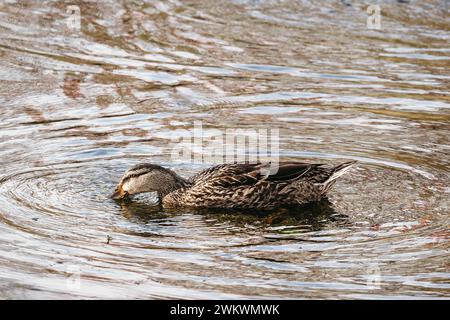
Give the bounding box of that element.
[110,163,186,200]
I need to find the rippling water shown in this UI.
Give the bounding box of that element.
[0,0,449,299]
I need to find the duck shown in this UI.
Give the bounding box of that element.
[111,161,357,210]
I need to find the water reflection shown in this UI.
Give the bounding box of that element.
[118,197,348,231]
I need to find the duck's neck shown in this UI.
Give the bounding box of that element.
[156,171,188,201]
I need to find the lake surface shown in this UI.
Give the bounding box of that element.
[0,0,449,299]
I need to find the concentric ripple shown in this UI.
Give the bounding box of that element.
[0,159,448,299]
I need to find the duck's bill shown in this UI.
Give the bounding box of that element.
[110,189,129,200]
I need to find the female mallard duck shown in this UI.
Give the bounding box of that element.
[111,161,356,210]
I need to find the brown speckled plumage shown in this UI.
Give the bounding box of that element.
[112,161,357,210]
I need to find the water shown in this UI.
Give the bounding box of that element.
[0,0,449,299]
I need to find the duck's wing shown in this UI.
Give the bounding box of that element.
[189,162,323,186]
[188,163,261,187]
[265,162,320,181]
[268,161,357,185]
[190,161,357,185]
[180,163,320,209]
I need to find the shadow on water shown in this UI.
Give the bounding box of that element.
[116,197,349,232]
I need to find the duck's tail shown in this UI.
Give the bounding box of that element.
[321,160,357,194]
